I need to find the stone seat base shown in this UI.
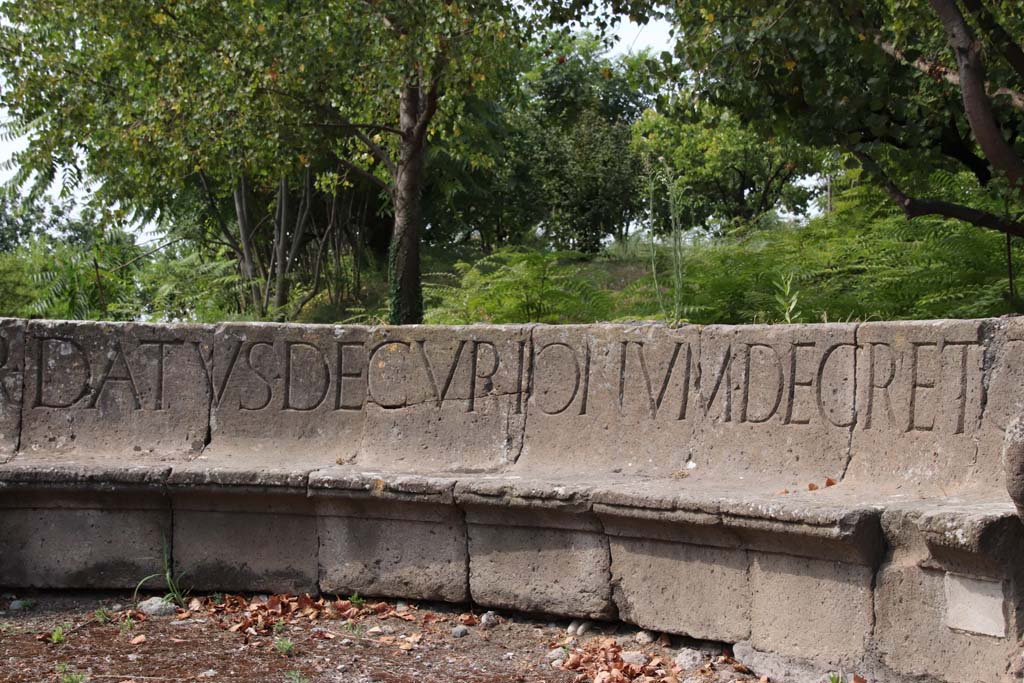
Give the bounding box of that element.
[2,460,1021,682]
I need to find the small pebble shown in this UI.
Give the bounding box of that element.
[551,659,564,669]
[451,625,470,638]
[395,601,409,613]
[621,650,648,666]
[197,670,217,679]
[566,619,582,634]
[111,604,124,612]
[634,629,657,645]
[137,597,176,617]
[575,620,593,636]
[340,639,353,646]
[546,647,566,661]
[7,600,27,612]
[502,652,515,661]
[675,647,704,670]
[480,611,500,629]
[127,654,139,662]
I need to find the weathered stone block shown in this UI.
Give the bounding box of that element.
[0,319,24,462]
[518,324,700,477]
[20,320,211,459]
[172,491,317,594]
[317,496,467,602]
[982,318,1024,492]
[464,504,613,618]
[848,320,986,491]
[356,325,530,472]
[875,564,1014,683]
[750,553,873,665]
[694,324,857,485]
[0,489,168,588]
[608,537,751,642]
[205,323,367,469]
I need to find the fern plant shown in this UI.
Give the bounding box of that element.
[425,247,612,324]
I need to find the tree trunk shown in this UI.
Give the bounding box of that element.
[388,81,427,325]
[233,175,263,315]
[273,175,291,315]
[931,0,1024,189]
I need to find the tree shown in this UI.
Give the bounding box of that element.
[0,0,526,323]
[633,104,822,233]
[664,0,1024,238]
[424,34,655,253]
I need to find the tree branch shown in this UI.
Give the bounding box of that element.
[334,156,389,192]
[197,170,243,256]
[930,0,1024,188]
[961,0,1024,83]
[411,76,441,147]
[851,148,1024,237]
[874,35,1024,112]
[353,129,397,177]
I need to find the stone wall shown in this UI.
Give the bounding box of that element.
[2,318,1023,682]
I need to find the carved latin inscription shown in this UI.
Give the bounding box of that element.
[16,323,989,438]
[699,339,857,428]
[20,321,212,455]
[30,335,205,412]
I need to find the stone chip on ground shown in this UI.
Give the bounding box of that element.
[634,629,657,644]
[137,596,176,617]
[675,647,705,670]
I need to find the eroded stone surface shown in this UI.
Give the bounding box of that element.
[0,490,169,588]
[750,553,873,665]
[518,324,699,476]
[847,320,986,491]
[204,323,367,469]
[466,507,614,619]
[171,491,317,594]
[356,325,529,472]
[875,564,1015,683]
[609,537,751,642]
[317,498,467,602]
[693,324,857,486]
[20,320,211,460]
[0,319,24,461]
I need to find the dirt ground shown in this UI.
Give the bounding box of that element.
[0,591,764,683]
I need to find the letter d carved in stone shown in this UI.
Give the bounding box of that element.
[33,336,91,409]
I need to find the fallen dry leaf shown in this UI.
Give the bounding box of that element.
[457,613,479,626]
[130,634,146,645]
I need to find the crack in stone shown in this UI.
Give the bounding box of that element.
[977,318,1002,433]
[593,511,621,622]
[838,322,862,482]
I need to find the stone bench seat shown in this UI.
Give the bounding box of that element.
[3,317,1024,682]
